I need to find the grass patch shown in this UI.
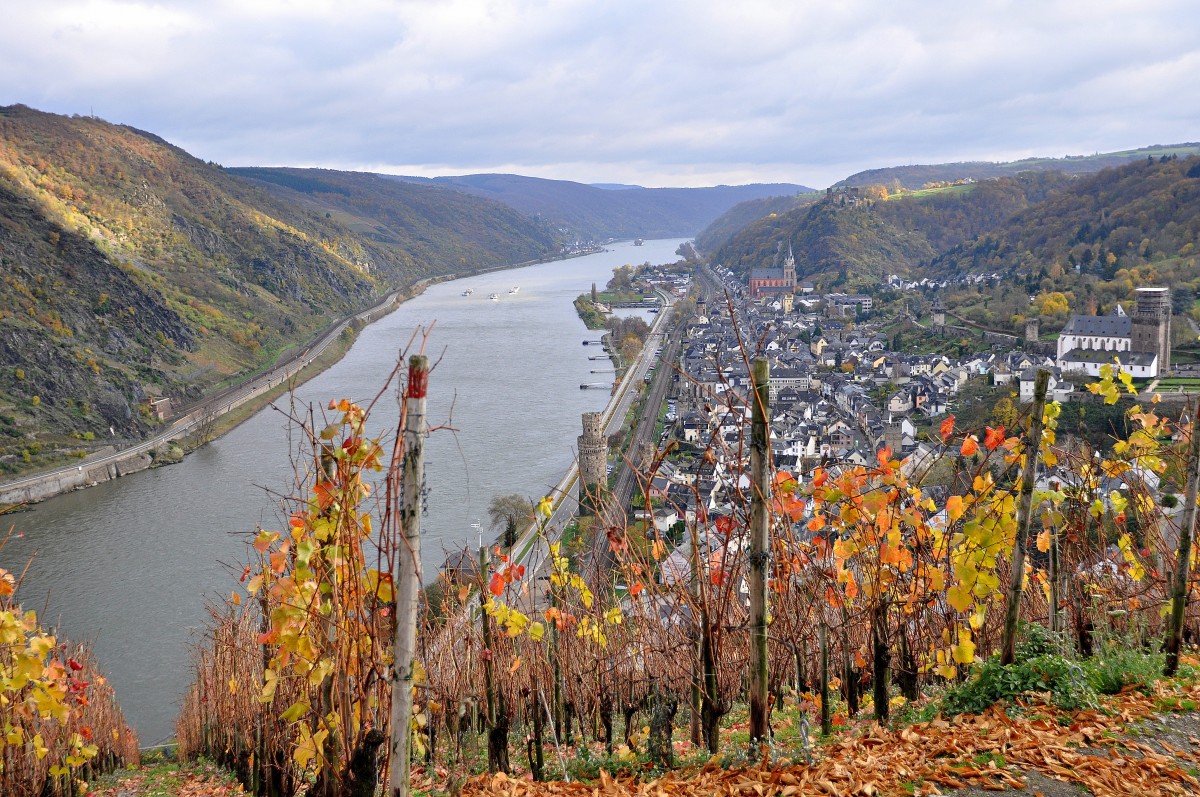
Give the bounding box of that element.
[181,326,358,452]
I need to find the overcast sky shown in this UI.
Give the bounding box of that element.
[2,0,1198,188]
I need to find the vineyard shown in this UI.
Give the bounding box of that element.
[0,533,141,796]
[6,348,1200,796]
[165,349,1200,796]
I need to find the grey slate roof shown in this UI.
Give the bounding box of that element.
[1060,314,1131,338]
[1060,348,1157,367]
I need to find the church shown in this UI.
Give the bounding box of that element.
[748,246,797,299]
[1056,287,1171,378]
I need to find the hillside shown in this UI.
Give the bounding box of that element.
[932,155,1200,281]
[711,172,1068,289]
[0,105,557,476]
[693,191,821,253]
[226,168,560,280]
[926,155,1200,333]
[835,142,1200,191]
[393,172,812,240]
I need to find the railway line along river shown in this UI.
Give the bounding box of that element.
[7,238,686,744]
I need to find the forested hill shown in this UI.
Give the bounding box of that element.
[226,168,560,278]
[711,172,1069,290]
[693,191,822,253]
[834,143,1200,191]
[0,105,557,475]
[392,172,812,240]
[930,156,1200,287]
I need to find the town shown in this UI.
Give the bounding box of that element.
[592,253,1183,584]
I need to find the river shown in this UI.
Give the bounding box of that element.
[6,238,686,744]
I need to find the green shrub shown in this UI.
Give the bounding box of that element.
[942,654,1095,716]
[1085,645,1164,695]
[1016,621,1063,659]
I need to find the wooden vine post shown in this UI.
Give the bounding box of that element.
[1165,405,1200,676]
[1000,368,1048,666]
[748,356,771,749]
[389,354,427,797]
[819,620,831,736]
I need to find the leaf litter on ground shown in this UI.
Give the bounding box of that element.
[442,680,1200,797]
[86,760,245,797]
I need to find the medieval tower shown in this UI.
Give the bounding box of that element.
[1130,287,1171,375]
[931,297,946,332]
[1025,317,1040,343]
[577,411,607,514]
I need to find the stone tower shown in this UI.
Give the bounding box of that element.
[783,244,797,290]
[1131,287,1171,375]
[1025,317,1040,343]
[882,418,904,454]
[577,411,607,514]
[931,297,946,331]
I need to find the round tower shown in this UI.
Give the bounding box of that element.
[577,411,607,514]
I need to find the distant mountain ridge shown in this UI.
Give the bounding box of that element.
[390,172,813,240]
[834,143,1200,191]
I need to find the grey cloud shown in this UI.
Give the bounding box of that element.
[0,0,1197,187]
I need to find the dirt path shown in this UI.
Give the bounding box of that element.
[86,760,245,797]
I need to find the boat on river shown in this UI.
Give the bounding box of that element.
[509,286,519,294]
[461,288,473,296]
[489,293,499,301]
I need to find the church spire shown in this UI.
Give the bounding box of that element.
[783,242,796,289]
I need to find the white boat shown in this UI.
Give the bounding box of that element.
[509,286,519,294]
[489,293,499,301]
[461,288,473,296]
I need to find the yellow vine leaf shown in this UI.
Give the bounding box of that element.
[952,630,976,665]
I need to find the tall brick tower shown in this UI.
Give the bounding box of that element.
[578,411,607,514]
[1130,287,1171,376]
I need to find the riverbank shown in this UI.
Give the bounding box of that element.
[0,245,621,505]
[0,250,594,506]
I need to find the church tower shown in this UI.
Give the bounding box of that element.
[1130,287,1171,375]
[783,244,797,290]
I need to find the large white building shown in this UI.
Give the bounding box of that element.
[1055,288,1170,379]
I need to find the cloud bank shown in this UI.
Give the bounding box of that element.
[2,0,1197,187]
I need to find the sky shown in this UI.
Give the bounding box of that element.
[1,0,1198,189]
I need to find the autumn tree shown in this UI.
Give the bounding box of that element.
[488,493,534,549]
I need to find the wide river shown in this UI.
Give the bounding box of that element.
[7,238,685,744]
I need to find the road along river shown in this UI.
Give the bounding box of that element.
[6,238,686,744]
